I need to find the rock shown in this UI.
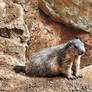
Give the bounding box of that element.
[0,37,26,65]
[0,0,30,42]
[80,65,92,83]
[0,0,30,64]
[0,52,22,65]
[39,0,92,33]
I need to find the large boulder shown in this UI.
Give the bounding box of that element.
[0,0,30,42]
[0,0,30,64]
[39,0,92,33]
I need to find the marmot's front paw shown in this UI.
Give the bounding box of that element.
[74,74,83,78]
[67,75,76,80]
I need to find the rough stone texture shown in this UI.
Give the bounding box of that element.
[81,65,92,83]
[0,0,30,42]
[0,37,26,65]
[39,0,92,33]
[0,0,30,64]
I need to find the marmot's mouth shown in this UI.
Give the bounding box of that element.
[78,51,85,55]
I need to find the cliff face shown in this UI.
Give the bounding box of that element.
[0,0,92,91]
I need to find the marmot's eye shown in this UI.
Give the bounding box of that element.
[74,46,77,48]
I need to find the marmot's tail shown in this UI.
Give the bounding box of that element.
[13,65,25,73]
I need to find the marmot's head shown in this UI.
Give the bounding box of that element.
[66,39,85,56]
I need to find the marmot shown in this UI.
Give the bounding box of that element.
[25,38,85,79]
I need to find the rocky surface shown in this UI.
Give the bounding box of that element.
[0,0,30,42]
[81,65,92,83]
[0,0,30,64]
[0,37,26,65]
[0,0,92,92]
[39,0,92,33]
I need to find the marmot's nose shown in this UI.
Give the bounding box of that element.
[79,51,85,55]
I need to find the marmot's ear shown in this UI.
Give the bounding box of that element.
[74,37,79,39]
[66,42,72,47]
